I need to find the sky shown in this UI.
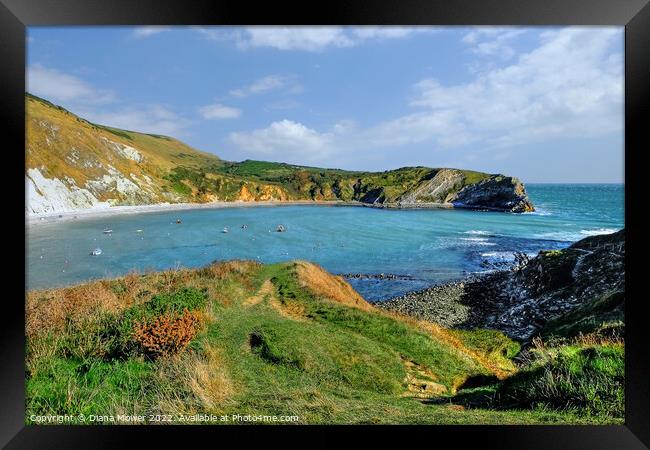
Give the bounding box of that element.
[27,26,624,183]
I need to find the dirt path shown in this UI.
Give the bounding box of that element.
[242,280,275,307]
[401,358,448,398]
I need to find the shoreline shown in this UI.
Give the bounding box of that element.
[25,199,459,226]
[25,200,363,226]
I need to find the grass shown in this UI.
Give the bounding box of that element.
[451,338,624,421]
[25,260,621,425]
[449,329,521,374]
[541,290,624,339]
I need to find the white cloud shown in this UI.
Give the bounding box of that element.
[409,27,623,148]
[195,26,434,51]
[462,27,526,60]
[78,105,191,136]
[228,28,622,163]
[198,103,241,119]
[27,64,192,137]
[229,120,334,162]
[230,75,302,97]
[133,27,172,38]
[240,27,353,51]
[27,64,114,104]
[352,27,433,40]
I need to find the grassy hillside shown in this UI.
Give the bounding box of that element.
[28,93,535,212]
[26,93,223,207]
[26,260,618,424]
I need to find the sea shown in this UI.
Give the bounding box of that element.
[26,184,624,301]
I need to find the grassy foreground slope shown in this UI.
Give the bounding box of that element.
[26,260,614,424]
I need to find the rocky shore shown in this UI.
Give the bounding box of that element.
[374,282,470,328]
[340,273,415,281]
[374,229,625,341]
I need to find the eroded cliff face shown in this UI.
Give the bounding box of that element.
[451,176,535,213]
[384,169,535,213]
[238,184,289,202]
[397,169,466,204]
[26,94,217,214]
[459,230,625,340]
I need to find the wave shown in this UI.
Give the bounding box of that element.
[480,251,514,260]
[533,227,619,241]
[480,251,538,259]
[524,208,552,216]
[580,227,619,236]
[419,236,497,251]
[459,237,497,246]
[463,230,490,235]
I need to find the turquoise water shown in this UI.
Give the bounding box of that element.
[26,184,624,300]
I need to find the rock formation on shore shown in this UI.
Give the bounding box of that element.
[378,229,624,341]
[395,170,534,213]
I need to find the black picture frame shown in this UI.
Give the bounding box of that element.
[3,0,648,447]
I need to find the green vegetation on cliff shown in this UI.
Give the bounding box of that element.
[26,93,533,212]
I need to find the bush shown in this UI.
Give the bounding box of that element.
[133,310,200,358]
[104,287,208,359]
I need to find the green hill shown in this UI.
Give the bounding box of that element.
[26,260,617,424]
[26,93,534,214]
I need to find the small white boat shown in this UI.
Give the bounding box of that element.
[222,227,229,233]
[276,224,286,232]
[91,248,102,256]
[103,228,113,234]
[136,229,143,233]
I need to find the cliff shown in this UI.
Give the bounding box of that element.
[26,93,534,215]
[460,229,625,340]
[378,229,624,341]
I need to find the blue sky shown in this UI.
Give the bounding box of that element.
[27,26,624,183]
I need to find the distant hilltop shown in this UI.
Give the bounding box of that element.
[25,93,534,215]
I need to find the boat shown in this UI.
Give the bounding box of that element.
[103,228,113,234]
[176,219,182,224]
[222,227,229,233]
[276,224,286,232]
[241,224,248,229]
[91,248,102,256]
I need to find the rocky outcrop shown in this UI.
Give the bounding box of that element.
[377,230,624,341]
[390,170,534,213]
[450,176,534,213]
[459,229,624,340]
[397,169,466,204]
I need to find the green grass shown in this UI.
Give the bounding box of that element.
[459,169,492,185]
[25,260,619,425]
[451,343,624,421]
[500,344,624,418]
[90,124,135,141]
[541,290,624,339]
[450,329,521,373]
[27,356,154,420]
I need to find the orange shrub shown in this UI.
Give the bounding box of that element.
[132,309,200,359]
